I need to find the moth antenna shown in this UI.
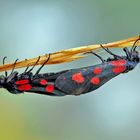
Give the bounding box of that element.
[35,54,50,75]
[131,35,140,53]
[3,56,8,77]
[3,56,7,65]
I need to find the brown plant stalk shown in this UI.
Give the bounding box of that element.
[0,35,140,72]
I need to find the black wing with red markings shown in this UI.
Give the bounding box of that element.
[13,59,136,96]
[54,59,135,95]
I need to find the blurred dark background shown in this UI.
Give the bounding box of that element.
[0,0,140,140]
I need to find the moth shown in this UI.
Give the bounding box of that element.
[0,39,140,96]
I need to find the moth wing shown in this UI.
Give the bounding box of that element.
[15,78,65,96]
[55,63,120,95]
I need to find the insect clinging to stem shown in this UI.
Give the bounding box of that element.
[0,37,140,96]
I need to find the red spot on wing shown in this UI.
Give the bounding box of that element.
[45,84,54,93]
[93,67,102,75]
[72,72,85,83]
[90,77,100,85]
[40,79,48,85]
[112,66,126,74]
[16,79,29,85]
[111,59,126,74]
[18,84,32,91]
[111,59,126,66]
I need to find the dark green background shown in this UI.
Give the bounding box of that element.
[0,0,140,140]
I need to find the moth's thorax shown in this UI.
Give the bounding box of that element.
[109,58,138,73]
[125,60,138,71]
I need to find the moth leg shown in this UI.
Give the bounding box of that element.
[123,47,131,60]
[6,71,18,83]
[100,44,123,59]
[23,59,30,73]
[24,56,41,74]
[10,59,19,75]
[35,54,50,75]
[84,51,105,63]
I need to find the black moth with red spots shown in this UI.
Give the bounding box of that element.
[0,39,140,96]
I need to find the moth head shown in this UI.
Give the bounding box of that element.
[0,75,6,88]
[131,50,140,63]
